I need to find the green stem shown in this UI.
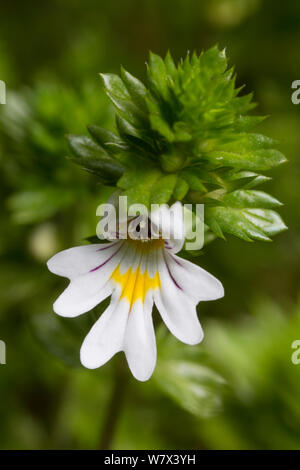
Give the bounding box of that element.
[99,357,129,450]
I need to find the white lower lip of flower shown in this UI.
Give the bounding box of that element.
[47,203,224,381]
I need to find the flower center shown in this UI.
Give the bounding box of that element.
[127,237,164,252]
[127,215,160,243]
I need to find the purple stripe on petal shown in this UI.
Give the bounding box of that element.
[90,243,123,272]
[170,254,183,267]
[97,241,118,252]
[163,252,183,291]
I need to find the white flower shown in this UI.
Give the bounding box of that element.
[47,202,224,381]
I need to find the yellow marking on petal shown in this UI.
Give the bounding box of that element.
[111,265,160,307]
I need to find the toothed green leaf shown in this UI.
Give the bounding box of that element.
[150,174,177,204]
[204,149,286,171]
[67,134,124,180]
[87,125,127,154]
[120,67,148,112]
[173,177,189,200]
[101,73,148,128]
[206,206,287,242]
[222,190,282,209]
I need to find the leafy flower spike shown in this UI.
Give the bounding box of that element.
[47,203,223,381]
[68,46,286,242]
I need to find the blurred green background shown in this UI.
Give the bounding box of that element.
[0,0,300,450]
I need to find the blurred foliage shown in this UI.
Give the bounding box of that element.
[0,0,299,450]
[1,82,114,225]
[202,297,300,449]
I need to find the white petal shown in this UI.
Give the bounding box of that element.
[165,252,224,303]
[52,242,129,317]
[150,201,185,253]
[117,241,143,275]
[80,296,129,369]
[47,242,122,278]
[154,249,204,345]
[123,296,156,382]
[53,280,113,317]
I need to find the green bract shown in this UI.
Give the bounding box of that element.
[68,46,287,243]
